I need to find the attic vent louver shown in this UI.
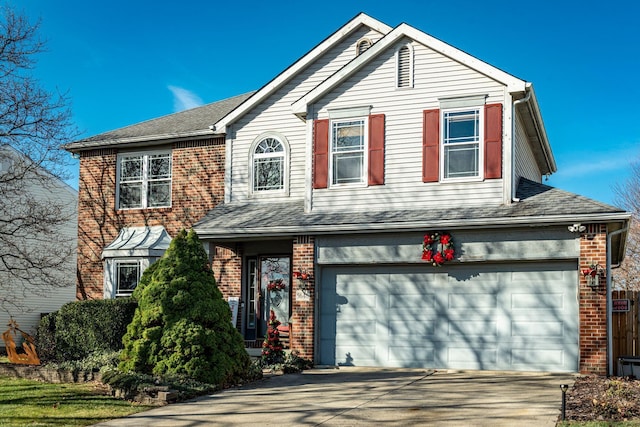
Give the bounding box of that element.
[397,45,412,88]
[357,38,371,56]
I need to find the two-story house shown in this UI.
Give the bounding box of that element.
[64,13,630,375]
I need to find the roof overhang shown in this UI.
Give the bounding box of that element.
[64,130,218,153]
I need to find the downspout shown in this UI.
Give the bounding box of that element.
[511,89,531,201]
[607,225,629,376]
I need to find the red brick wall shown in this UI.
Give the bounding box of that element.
[211,244,243,329]
[291,236,315,360]
[76,138,225,300]
[579,223,608,375]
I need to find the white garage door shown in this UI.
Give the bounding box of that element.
[318,262,578,372]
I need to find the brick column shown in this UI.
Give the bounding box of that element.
[579,224,608,375]
[211,244,243,329]
[291,236,315,360]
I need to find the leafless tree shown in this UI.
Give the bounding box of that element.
[0,7,78,317]
[613,160,640,290]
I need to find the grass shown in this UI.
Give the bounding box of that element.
[0,375,153,426]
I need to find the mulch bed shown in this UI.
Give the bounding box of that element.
[563,375,640,422]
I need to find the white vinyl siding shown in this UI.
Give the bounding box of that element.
[514,112,542,182]
[229,26,385,204]
[0,150,77,336]
[311,39,506,212]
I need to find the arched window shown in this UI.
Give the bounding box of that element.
[396,44,413,88]
[252,136,286,193]
[356,38,372,56]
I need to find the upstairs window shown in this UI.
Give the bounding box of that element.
[331,119,366,185]
[356,38,372,56]
[442,109,482,179]
[396,44,413,88]
[252,135,286,194]
[118,152,172,209]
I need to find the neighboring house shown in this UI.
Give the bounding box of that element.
[64,13,630,375]
[0,145,77,339]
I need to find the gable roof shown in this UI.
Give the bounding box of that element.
[291,22,527,117]
[194,178,629,263]
[210,13,392,135]
[64,92,254,152]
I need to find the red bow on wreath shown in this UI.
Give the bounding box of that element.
[422,232,455,266]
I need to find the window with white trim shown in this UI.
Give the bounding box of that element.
[115,260,140,297]
[252,136,285,193]
[330,118,366,185]
[442,108,483,179]
[396,44,413,88]
[118,152,172,209]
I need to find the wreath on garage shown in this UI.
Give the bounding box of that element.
[421,232,455,266]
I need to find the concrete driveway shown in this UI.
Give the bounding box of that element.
[94,368,577,426]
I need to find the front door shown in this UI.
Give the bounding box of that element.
[244,256,291,341]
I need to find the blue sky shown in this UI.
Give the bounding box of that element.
[15,0,640,206]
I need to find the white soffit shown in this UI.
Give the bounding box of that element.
[102,225,172,259]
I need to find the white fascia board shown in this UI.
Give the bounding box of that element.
[292,23,528,116]
[525,83,557,173]
[195,212,631,240]
[212,13,392,134]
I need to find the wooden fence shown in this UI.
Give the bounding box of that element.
[612,290,640,375]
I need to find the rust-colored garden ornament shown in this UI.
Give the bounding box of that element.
[1,319,40,365]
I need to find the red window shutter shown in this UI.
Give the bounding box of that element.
[484,103,503,179]
[368,114,385,186]
[422,109,440,182]
[313,119,329,189]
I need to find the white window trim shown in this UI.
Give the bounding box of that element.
[116,150,172,210]
[114,259,140,297]
[329,116,369,188]
[440,106,484,183]
[395,43,414,89]
[248,132,290,198]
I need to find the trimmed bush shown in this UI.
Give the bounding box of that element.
[36,298,137,362]
[119,229,251,386]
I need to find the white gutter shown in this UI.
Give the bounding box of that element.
[607,225,629,376]
[511,89,531,201]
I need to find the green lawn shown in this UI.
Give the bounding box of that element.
[0,375,153,426]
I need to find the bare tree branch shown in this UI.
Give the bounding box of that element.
[613,159,640,290]
[0,6,78,316]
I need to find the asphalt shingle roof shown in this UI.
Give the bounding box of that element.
[194,178,627,239]
[64,92,255,151]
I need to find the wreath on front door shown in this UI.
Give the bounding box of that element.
[421,232,455,266]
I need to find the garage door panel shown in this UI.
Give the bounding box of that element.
[448,293,498,309]
[511,292,568,309]
[319,262,578,372]
[511,320,566,338]
[447,346,498,366]
[510,348,568,369]
[388,345,436,366]
[449,319,497,337]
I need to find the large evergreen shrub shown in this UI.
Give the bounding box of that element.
[35,298,137,362]
[119,229,251,385]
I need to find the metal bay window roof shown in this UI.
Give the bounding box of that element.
[102,226,172,259]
